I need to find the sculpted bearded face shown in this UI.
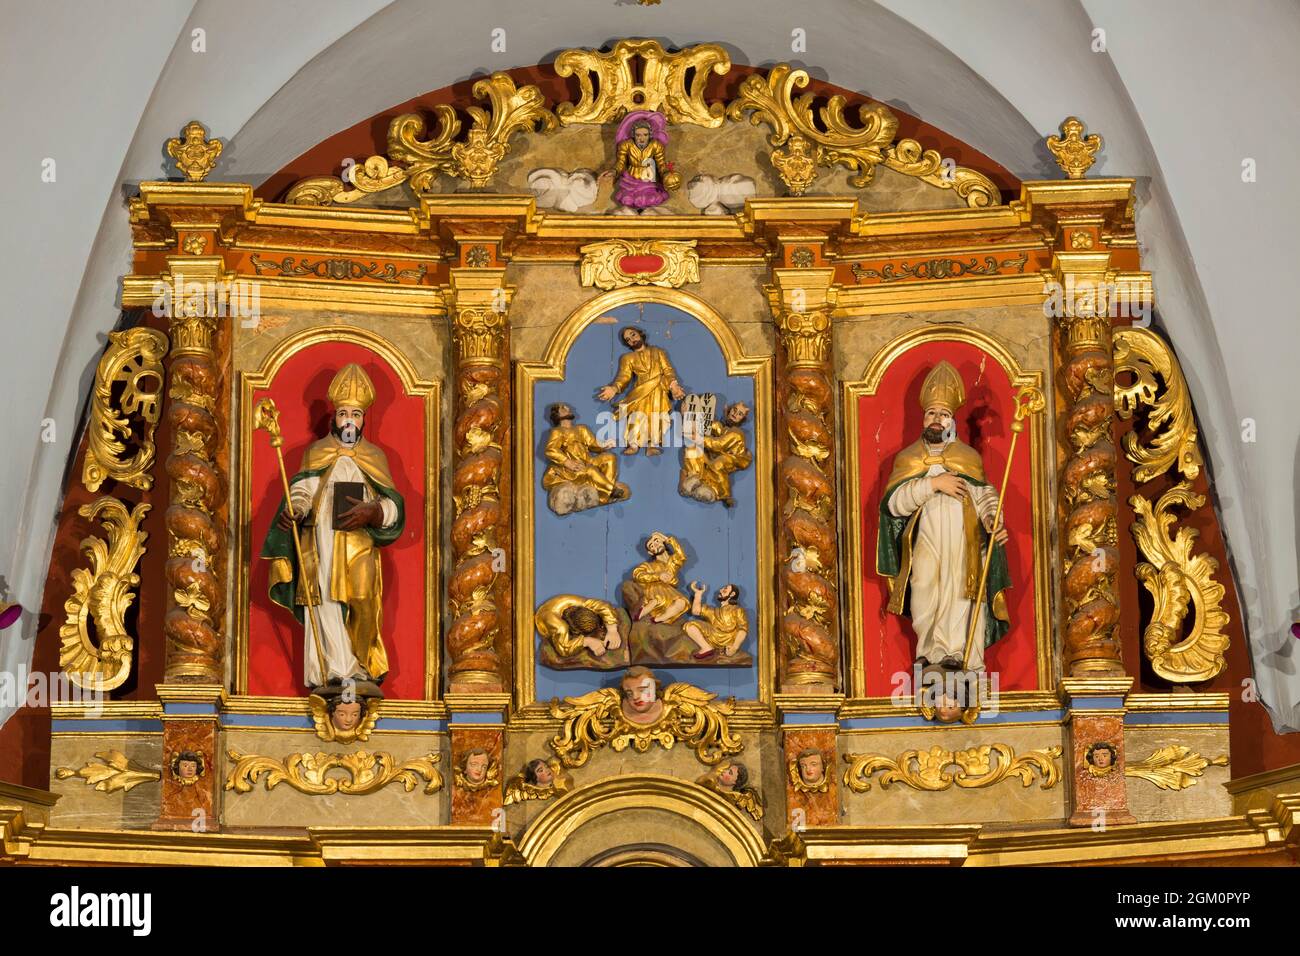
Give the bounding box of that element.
[725,403,750,427]
[331,701,362,732]
[333,406,365,446]
[632,125,651,148]
[922,406,954,445]
[621,327,646,351]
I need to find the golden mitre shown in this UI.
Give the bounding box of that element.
[327,363,376,411]
[918,360,965,413]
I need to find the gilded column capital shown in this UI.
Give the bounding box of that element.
[776,309,833,367]
[444,269,513,365]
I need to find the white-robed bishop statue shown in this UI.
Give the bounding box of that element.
[876,361,1011,672]
[261,363,405,692]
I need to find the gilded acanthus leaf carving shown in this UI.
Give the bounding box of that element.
[1129,483,1230,683]
[58,497,150,692]
[579,239,700,290]
[726,64,999,206]
[224,749,444,796]
[55,751,161,793]
[285,74,555,203]
[843,744,1062,793]
[83,327,169,492]
[1113,327,1203,484]
[553,38,730,127]
[1124,745,1228,791]
[282,41,1000,208]
[548,683,743,769]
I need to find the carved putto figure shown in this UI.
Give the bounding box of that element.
[260,363,405,693]
[455,748,501,792]
[789,748,831,794]
[504,758,571,804]
[548,667,744,768]
[541,402,629,515]
[877,361,1010,673]
[679,400,752,506]
[697,760,764,820]
[309,683,382,743]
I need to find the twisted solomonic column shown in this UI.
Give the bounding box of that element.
[1058,309,1124,674]
[163,302,225,683]
[447,291,512,692]
[775,307,840,691]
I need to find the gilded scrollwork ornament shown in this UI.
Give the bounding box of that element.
[579,239,700,290]
[548,667,743,768]
[55,751,161,793]
[83,327,169,493]
[285,74,555,201]
[726,65,999,205]
[225,749,444,796]
[1113,326,1203,484]
[843,744,1062,794]
[1124,745,1228,791]
[1129,483,1231,683]
[58,497,150,691]
[553,39,730,128]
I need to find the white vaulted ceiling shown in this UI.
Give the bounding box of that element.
[2,0,1296,729]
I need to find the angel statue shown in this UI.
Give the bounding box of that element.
[598,110,681,214]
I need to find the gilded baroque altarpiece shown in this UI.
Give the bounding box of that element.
[7,39,1292,868]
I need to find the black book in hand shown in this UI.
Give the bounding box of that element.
[333,481,368,525]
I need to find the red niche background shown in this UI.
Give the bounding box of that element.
[857,340,1039,696]
[248,342,426,699]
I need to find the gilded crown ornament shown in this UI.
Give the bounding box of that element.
[327,363,376,411]
[165,120,223,182]
[1046,116,1102,180]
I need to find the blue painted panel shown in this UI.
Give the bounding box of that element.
[533,301,759,702]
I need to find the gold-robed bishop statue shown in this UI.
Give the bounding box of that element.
[877,361,1011,674]
[259,364,405,693]
[596,326,685,456]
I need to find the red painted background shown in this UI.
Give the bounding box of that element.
[857,340,1039,696]
[247,342,427,699]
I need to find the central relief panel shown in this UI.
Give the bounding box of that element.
[518,296,772,710]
